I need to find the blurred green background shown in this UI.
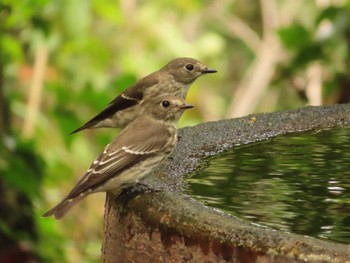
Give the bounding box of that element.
[1,0,350,262]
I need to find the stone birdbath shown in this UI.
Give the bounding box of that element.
[102,104,350,263]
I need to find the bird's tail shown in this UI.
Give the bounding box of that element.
[42,195,85,220]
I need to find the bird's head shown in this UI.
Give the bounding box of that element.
[143,95,194,125]
[163,57,217,84]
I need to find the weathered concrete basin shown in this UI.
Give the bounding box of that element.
[102,104,350,263]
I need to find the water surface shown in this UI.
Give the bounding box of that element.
[186,128,350,244]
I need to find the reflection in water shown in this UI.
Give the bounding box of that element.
[186,128,350,244]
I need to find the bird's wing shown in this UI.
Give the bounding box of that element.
[70,76,159,133]
[66,120,173,198]
[119,75,160,103]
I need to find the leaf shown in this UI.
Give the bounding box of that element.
[316,6,341,25]
[277,24,311,50]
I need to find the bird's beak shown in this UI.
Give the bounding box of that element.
[181,103,194,109]
[201,68,217,74]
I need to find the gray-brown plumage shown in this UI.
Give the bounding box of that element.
[43,96,193,219]
[70,57,216,134]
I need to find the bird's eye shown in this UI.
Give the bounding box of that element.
[162,100,170,108]
[185,64,194,71]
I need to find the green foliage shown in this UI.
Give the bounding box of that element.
[278,24,312,50]
[1,139,44,198]
[2,0,350,262]
[35,218,67,262]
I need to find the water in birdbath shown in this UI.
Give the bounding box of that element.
[186,128,350,244]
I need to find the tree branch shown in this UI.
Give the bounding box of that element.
[22,44,48,138]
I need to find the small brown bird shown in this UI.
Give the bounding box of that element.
[43,95,193,219]
[70,57,216,134]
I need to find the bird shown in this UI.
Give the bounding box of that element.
[43,95,193,219]
[70,57,216,134]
